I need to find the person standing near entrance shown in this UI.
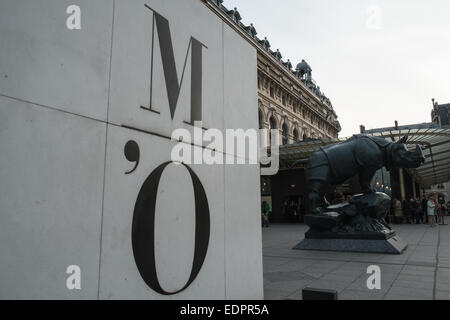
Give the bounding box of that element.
[422,196,428,224]
[406,198,415,224]
[427,196,436,227]
[393,198,403,224]
[415,198,423,224]
[261,201,270,228]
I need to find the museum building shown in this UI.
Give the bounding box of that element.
[205,0,342,222]
[205,1,341,144]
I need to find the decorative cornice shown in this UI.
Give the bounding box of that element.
[203,0,337,112]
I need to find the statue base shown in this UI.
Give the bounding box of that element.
[304,229,396,240]
[295,192,408,254]
[293,236,407,254]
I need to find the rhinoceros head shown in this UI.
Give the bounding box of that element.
[391,136,425,169]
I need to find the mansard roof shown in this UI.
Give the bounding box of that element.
[207,0,334,109]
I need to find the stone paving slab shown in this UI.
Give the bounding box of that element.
[262,223,450,300]
[339,288,386,300]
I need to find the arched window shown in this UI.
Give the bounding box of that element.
[258,110,264,129]
[269,116,277,130]
[269,116,277,146]
[293,129,298,143]
[282,123,288,145]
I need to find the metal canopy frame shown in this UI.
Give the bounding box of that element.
[367,128,450,187]
[278,138,343,170]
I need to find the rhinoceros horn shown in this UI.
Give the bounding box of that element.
[397,136,408,144]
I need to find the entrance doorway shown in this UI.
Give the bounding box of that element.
[281,195,306,223]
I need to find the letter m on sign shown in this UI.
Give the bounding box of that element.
[144,4,206,124]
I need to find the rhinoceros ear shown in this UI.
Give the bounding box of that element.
[397,136,408,144]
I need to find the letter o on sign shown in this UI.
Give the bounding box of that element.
[132,161,210,295]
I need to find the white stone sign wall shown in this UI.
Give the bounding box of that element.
[0,0,263,299]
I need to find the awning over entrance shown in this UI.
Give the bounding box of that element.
[366,128,450,187]
[279,128,450,187]
[279,138,342,170]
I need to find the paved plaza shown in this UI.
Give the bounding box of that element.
[262,223,450,300]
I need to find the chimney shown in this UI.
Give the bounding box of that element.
[360,125,365,134]
[395,121,398,130]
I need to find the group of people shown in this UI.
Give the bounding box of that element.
[261,194,448,229]
[282,200,303,222]
[391,196,448,227]
[261,199,304,227]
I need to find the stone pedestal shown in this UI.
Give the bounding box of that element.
[294,233,408,254]
[294,193,408,254]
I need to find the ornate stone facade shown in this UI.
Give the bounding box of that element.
[257,53,341,146]
[205,0,341,146]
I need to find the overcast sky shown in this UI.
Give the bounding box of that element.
[223,0,450,137]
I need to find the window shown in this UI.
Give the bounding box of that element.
[269,116,277,146]
[270,87,274,98]
[282,124,288,145]
[258,110,264,129]
[293,129,298,143]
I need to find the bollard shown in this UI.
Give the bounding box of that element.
[302,288,338,300]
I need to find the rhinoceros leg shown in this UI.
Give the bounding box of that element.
[309,174,332,214]
[309,180,324,214]
[307,161,332,214]
[359,166,378,193]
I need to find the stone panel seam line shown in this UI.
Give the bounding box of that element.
[433,227,441,300]
[97,0,116,300]
[221,20,227,300]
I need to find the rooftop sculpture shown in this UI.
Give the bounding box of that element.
[208,0,332,107]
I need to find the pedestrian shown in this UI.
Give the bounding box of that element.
[393,198,403,224]
[415,198,423,224]
[293,201,300,223]
[436,203,444,224]
[427,196,436,227]
[289,200,297,222]
[282,200,288,218]
[422,196,428,224]
[406,198,415,224]
[402,199,408,223]
[261,201,270,228]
